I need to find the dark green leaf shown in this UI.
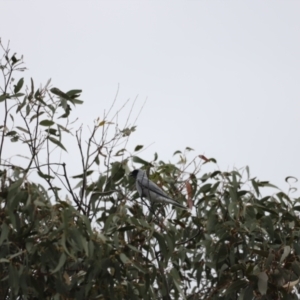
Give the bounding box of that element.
[51,253,66,273]
[66,89,82,97]
[50,87,72,100]
[242,286,254,300]
[200,183,211,194]
[0,223,9,245]
[225,279,248,295]
[70,99,83,105]
[173,150,182,156]
[257,271,268,295]
[72,170,94,179]
[119,253,131,264]
[14,78,24,93]
[11,93,24,98]
[285,176,298,183]
[6,131,17,136]
[26,104,30,116]
[134,145,143,152]
[153,232,167,258]
[251,179,260,196]
[48,137,67,151]
[132,156,151,166]
[45,128,57,136]
[9,264,19,295]
[261,215,274,239]
[16,126,29,134]
[37,171,55,180]
[40,120,55,126]
[0,93,9,102]
[115,149,125,156]
[185,147,194,151]
[29,111,44,123]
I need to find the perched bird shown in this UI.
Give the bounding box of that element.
[129,169,187,209]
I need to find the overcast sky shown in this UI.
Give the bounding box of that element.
[1,1,300,193]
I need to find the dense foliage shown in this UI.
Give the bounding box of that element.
[1,40,300,299]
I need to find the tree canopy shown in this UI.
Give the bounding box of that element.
[1,40,300,300]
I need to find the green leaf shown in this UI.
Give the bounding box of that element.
[261,215,274,239]
[10,136,19,142]
[170,268,185,298]
[115,148,125,156]
[242,286,254,300]
[207,207,218,233]
[132,156,151,166]
[11,93,24,98]
[16,126,29,134]
[117,225,136,232]
[173,150,182,156]
[57,124,70,133]
[225,279,248,295]
[0,93,9,102]
[134,145,143,152]
[229,187,238,203]
[200,183,211,194]
[66,89,82,97]
[185,147,194,151]
[70,99,83,105]
[30,111,44,123]
[48,137,67,152]
[45,128,57,136]
[40,120,55,126]
[251,179,260,196]
[51,252,66,273]
[153,232,167,258]
[292,261,300,276]
[245,165,250,179]
[257,271,268,295]
[119,253,131,264]
[16,96,27,112]
[37,171,55,180]
[280,245,291,263]
[120,126,136,136]
[50,87,72,100]
[6,131,17,136]
[72,170,94,179]
[9,264,19,295]
[285,176,298,183]
[293,205,300,212]
[26,104,30,116]
[14,78,24,93]
[228,202,238,219]
[0,223,9,245]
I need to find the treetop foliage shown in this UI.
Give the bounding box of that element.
[1,39,300,299]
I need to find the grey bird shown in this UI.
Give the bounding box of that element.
[129,169,187,209]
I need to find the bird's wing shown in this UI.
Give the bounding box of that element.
[137,177,187,209]
[135,179,143,197]
[138,177,173,200]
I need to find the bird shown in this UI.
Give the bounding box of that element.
[129,169,187,209]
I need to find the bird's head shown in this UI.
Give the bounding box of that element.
[129,169,139,178]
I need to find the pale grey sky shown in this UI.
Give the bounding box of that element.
[1,1,300,191]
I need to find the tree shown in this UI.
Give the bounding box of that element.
[1,39,300,300]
